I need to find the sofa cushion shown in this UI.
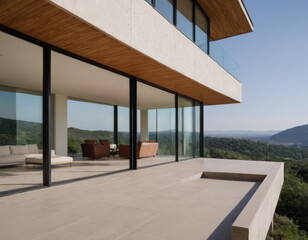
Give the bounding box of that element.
[0,154,25,165]
[0,145,10,157]
[27,144,39,154]
[9,145,29,155]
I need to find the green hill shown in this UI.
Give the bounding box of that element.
[204,136,308,236]
[0,117,42,147]
[67,127,115,154]
[270,124,308,146]
[204,136,308,161]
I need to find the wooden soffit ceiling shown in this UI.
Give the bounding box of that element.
[198,0,253,40]
[0,0,239,105]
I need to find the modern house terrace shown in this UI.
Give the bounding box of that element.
[0,159,283,240]
[0,1,283,239]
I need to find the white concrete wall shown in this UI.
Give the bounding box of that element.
[53,94,67,156]
[48,0,242,102]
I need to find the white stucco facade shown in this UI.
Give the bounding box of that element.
[48,0,242,103]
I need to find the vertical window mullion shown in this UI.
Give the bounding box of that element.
[173,0,177,26]
[207,17,210,54]
[114,105,118,147]
[43,47,51,187]
[193,0,196,42]
[200,102,204,157]
[129,77,137,170]
[175,94,179,162]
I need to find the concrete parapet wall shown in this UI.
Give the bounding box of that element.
[232,163,284,240]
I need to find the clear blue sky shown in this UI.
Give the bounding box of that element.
[205,0,308,131]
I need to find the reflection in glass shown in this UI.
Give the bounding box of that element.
[194,102,200,157]
[178,97,193,159]
[137,82,175,165]
[67,99,114,155]
[0,31,43,194]
[195,4,209,53]
[0,87,42,147]
[118,106,129,145]
[155,0,174,24]
[176,0,193,40]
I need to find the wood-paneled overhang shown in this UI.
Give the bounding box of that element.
[0,0,239,105]
[198,0,253,40]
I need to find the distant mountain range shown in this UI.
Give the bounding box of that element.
[1,116,307,148]
[205,130,280,141]
[206,125,308,147]
[269,124,308,146]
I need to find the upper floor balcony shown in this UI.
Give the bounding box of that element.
[210,41,240,80]
[0,0,252,105]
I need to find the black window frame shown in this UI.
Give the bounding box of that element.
[0,23,205,192]
[146,0,210,55]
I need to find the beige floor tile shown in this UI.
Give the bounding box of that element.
[138,213,212,240]
[3,211,84,240]
[122,194,183,213]
[90,205,158,228]
[119,230,171,240]
[37,218,132,240]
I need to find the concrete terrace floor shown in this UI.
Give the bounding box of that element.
[0,156,175,193]
[0,158,276,240]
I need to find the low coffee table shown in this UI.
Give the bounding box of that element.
[25,155,73,167]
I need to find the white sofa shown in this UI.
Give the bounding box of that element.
[0,144,41,167]
[0,144,72,167]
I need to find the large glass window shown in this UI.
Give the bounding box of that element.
[137,82,175,167]
[147,0,210,55]
[176,0,194,41]
[51,50,130,184]
[178,97,194,159]
[194,102,201,157]
[155,0,174,24]
[118,106,129,145]
[195,4,209,53]
[0,31,43,195]
[67,99,114,156]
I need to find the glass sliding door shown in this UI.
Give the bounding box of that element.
[194,102,201,157]
[137,82,175,167]
[0,31,43,194]
[178,97,202,160]
[118,106,130,145]
[50,50,130,184]
[157,108,176,157]
[178,96,194,159]
[67,99,114,156]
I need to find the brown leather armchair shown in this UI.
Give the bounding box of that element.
[99,139,110,149]
[81,139,110,159]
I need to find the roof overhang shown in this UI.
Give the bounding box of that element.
[0,0,241,105]
[197,0,253,40]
